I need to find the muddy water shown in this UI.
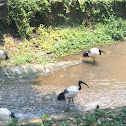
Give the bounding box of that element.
[0,42,126,119]
[34,42,126,110]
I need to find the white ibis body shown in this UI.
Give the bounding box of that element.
[0,108,15,121]
[0,50,9,61]
[83,48,106,62]
[57,80,89,107]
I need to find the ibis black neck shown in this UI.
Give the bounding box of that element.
[78,80,89,90]
[99,50,106,55]
[4,52,9,60]
[11,112,15,118]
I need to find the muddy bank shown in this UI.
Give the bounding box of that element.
[0,60,81,83]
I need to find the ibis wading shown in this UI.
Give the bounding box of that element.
[57,80,89,107]
[83,48,106,62]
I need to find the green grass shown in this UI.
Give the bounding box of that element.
[1,17,126,66]
[7,118,18,126]
[16,107,126,126]
[43,107,126,126]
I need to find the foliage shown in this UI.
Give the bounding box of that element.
[21,122,43,126]
[104,17,126,40]
[0,0,125,65]
[1,37,53,66]
[7,0,126,39]
[7,0,49,39]
[6,107,126,125]
[33,17,126,58]
[7,118,18,126]
[1,17,126,65]
[83,0,115,23]
[40,107,126,126]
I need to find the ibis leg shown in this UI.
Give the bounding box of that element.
[72,99,74,105]
[68,99,71,107]
[93,57,96,63]
[65,100,70,111]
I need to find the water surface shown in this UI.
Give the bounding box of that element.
[0,42,126,118]
[34,42,126,110]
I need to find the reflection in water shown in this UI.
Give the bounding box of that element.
[34,42,126,111]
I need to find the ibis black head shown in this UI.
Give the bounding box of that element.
[83,52,88,57]
[78,80,89,90]
[96,105,100,109]
[83,49,91,57]
[99,50,106,55]
[83,50,90,57]
[4,52,9,60]
[10,112,15,118]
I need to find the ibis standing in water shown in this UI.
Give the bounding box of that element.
[0,50,9,61]
[83,48,106,63]
[0,108,15,121]
[57,80,89,107]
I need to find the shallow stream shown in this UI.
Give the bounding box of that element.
[0,42,126,119]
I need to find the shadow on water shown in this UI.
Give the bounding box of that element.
[82,60,99,66]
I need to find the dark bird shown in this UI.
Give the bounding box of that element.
[0,50,9,61]
[57,80,89,107]
[0,108,16,121]
[96,105,100,109]
[83,48,106,62]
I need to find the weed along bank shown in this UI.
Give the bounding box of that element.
[0,0,126,66]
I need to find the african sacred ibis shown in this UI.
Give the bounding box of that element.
[83,48,106,62]
[0,50,9,61]
[57,80,89,107]
[0,108,15,121]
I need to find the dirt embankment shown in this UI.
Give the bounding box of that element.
[0,60,82,83]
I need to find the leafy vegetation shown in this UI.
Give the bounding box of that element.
[7,0,126,39]
[7,118,18,126]
[14,107,126,126]
[0,1,125,126]
[1,17,126,66]
[43,107,126,126]
[0,0,126,66]
[8,0,49,39]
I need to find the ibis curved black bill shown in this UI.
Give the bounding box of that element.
[83,82,89,88]
[101,50,106,55]
[79,80,89,88]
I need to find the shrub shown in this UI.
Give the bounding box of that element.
[8,0,49,39]
[7,0,126,39]
[104,17,125,41]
